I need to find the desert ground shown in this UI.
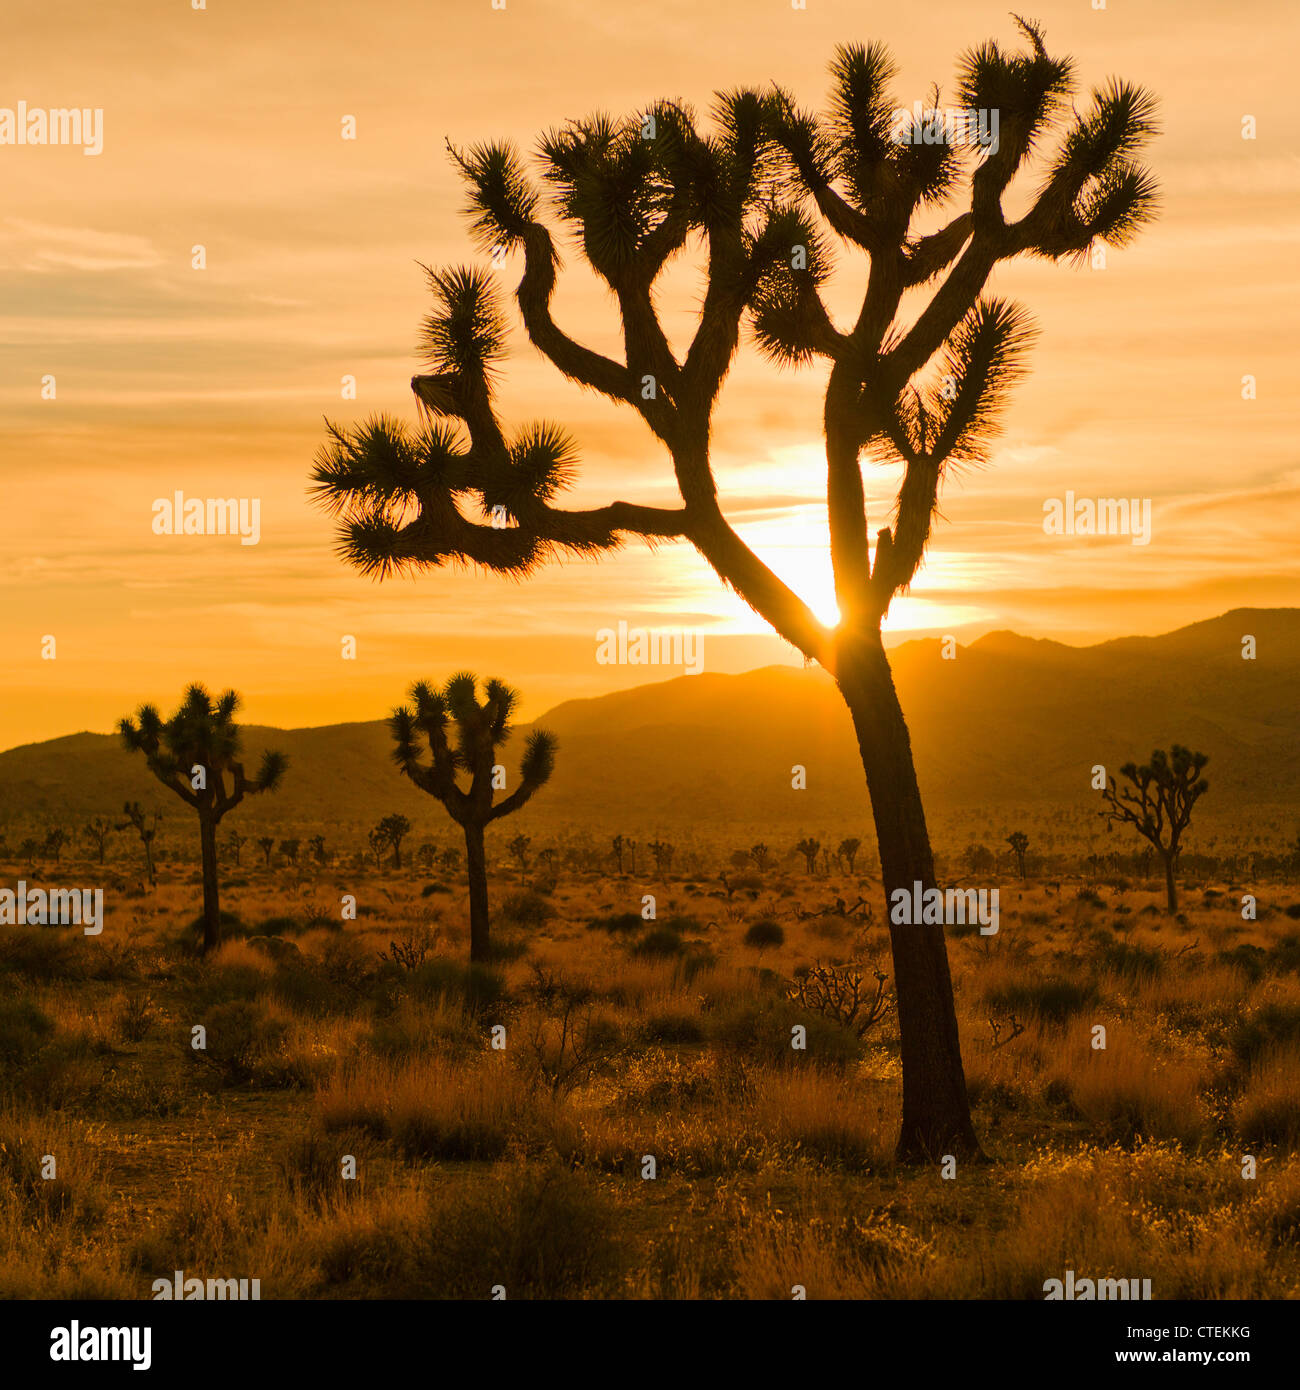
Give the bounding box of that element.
[3,848,1300,1300]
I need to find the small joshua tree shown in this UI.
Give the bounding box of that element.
[258,835,275,868]
[611,834,626,875]
[43,827,68,864]
[116,801,162,885]
[649,839,675,874]
[1100,746,1208,914]
[389,674,556,961]
[796,837,822,875]
[119,685,287,952]
[508,832,531,870]
[376,813,412,869]
[309,834,327,865]
[838,837,862,873]
[1006,831,1029,879]
[279,838,301,866]
[85,818,113,865]
[228,829,246,867]
[749,842,770,872]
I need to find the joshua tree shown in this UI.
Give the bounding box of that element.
[116,801,162,885]
[119,686,286,952]
[375,813,412,869]
[1100,746,1208,914]
[18,837,39,872]
[749,842,770,872]
[228,829,246,866]
[85,818,113,865]
[279,838,301,866]
[388,674,556,961]
[611,834,627,875]
[43,827,68,864]
[307,834,326,865]
[538,846,559,875]
[838,837,862,873]
[258,836,275,868]
[508,832,531,870]
[796,837,822,875]
[440,847,461,873]
[310,22,1157,1159]
[1006,831,1029,879]
[649,839,675,873]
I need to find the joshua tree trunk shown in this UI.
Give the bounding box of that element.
[1162,850,1178,914]
[463,822,490,963]
[836,633,981,1163]
[199,812,221,953]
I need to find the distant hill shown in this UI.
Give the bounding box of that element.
[0,609,1295,846]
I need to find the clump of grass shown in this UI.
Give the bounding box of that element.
[416,1162,625,1298]
[985,977,1097,1024]
[743,919,785,950]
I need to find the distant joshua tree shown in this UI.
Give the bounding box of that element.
[309,834,327,865]
[749,843,770,872]
[1006,831,1029,879]
[508,833,531,870]
[837,837,862,873]
[309,21,1158,1159]
[18,837,39,872]
[227,829,246,867]
[43,827,67,864]
[611,834,627,875]
[439,847,461,874]
[649,839,675,874]
[796,837,821,875]
[375,813,412,869]
[1101,746,1209,914]
[388,674,556,961]
[85,818,113,865]
[119,685,287,952]
[538,846,559,876]
[279,838,301,866]
[116,801,162,886]
[258,836,275,868]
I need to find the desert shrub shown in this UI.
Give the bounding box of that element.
[707,995,862,1069]
[743,919,785,950]
[640,1009,706,1045]
[416,1162,624,1297]
[249,915,302,937]
[0,999,55,1067]
[1097,940,1164,980]
[180,910,245,951]
[501,891,556,927]
[587,912,643,934]
[1283,904,1300,920]
[986,978,1097,1024]
[1218,944,1268,983]
[275,1127,372,1209]
[406,959,505,1014]
[1236,1050,1300,1146]
[0,930,83,983]
[1228,1004,1300,1071]
[634,927,684,958]
[191,999,294,1087]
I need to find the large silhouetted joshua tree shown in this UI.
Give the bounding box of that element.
[310,20,1157,1159]
[119,685,287,952]
[1100,747,1208,914]
[387,675,555,961]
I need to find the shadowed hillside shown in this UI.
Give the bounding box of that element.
[1,609,1296,836]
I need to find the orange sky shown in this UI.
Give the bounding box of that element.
[3,0,1297,749]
